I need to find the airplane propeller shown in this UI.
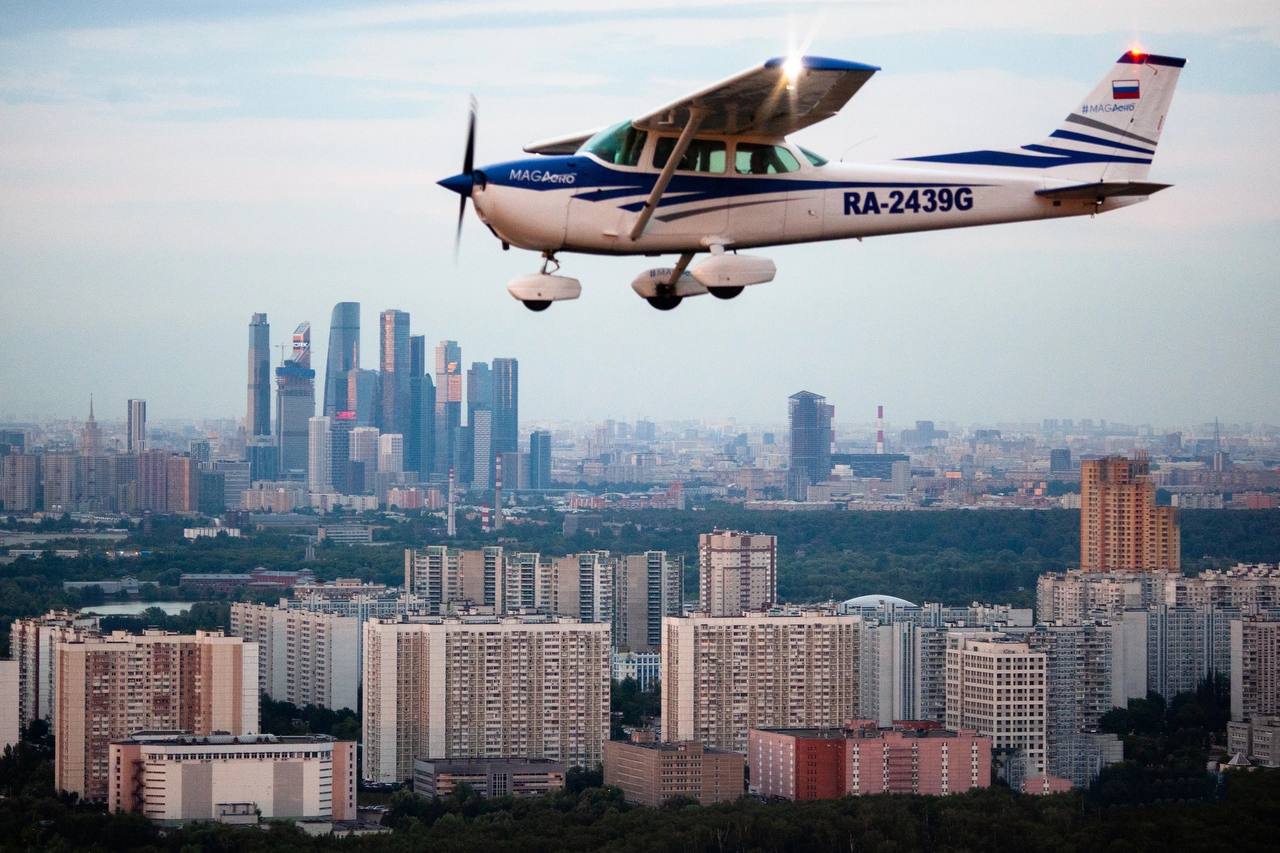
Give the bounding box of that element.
[452,97,478,259]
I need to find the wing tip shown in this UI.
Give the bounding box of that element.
[764,55,880,73]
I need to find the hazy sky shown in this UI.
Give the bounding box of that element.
[2,1,1278,430]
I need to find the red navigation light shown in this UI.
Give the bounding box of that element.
[1128,48,1146,60]
[336,410,356,420]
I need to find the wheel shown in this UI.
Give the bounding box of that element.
[523,300,551,312]
[646,295,683,311]
[709,286,744,300]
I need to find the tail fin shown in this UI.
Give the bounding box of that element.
[905,51,1185,181]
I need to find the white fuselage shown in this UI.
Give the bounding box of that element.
[470,148,1135,257]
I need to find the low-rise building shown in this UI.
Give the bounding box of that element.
[412,758,565,799]
[108,732,354,824]
[1227,718,1280,767]
[603,738,744,806]
[748,722,992,800]
[611,650,660,690]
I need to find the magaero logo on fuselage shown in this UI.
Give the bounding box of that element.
[509,168,576,185]
[1081,102,1136,114]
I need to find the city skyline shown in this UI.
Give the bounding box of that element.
[1,3,1277,425]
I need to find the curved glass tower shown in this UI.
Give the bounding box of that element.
[323,302,360,417]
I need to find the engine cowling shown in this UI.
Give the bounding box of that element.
[690,253,776,290]
[507,273,582,303]
[630,268,708,299]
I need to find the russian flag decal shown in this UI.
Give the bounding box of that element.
[1112,79,1140,100]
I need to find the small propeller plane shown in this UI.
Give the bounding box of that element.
[439,50,1184,311]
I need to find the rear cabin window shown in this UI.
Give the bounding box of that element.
[581,121,648,167]
[653,137,726,173]
[735,143,801,174]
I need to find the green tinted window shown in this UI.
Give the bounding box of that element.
[735,143,801,174]
[799,146,828,167]
[581,121,648,166]
[653,137,726,173]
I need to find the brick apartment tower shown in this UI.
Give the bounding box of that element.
[1079,455,1180,573]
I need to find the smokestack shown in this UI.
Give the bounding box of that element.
[876,404,885,455]
[493,454,504,531]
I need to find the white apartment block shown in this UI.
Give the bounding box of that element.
[1036,570,1164,622]
[1231,618,1280,722]
[55,631,259,802]
[945,633,1047,778]
[698,530,777,617]
[1164,565,1280,614]
[404,546,504,614]
[662,609,859,753]
[362,615,610,784]
[229,603,359,711]
[9,610,100,728]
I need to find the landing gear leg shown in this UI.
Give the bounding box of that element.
[646,252,695,311]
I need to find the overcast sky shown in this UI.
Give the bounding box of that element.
[2,1,1277,430]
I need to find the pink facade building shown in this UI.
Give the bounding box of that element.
[749,721,992,800]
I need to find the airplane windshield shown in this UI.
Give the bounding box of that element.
[799,146,828,166]
[580,121,648,167]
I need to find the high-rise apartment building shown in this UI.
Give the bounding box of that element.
[41,452,78,514]
[698,530,777,617]
[1080,455,1180,572]
[378,433,404,474]
[614,551,684,652]
[471,409,494,490]
[0,659,16,751]
[1231,618,1280,722]
[787,391,833,500]
[945,633,1047,779]
[230,603,359,711]
[433,340,462,478]
[127,398,147,453]
[491,358,519,455]
[0,453,38,512]
[529,430,552,490]
[10,610,100,728]
[362,615,610,783]
[137,449,169,513]
[165,454,200,513]
[79,396,103,456]
[275,323,315,474]
[323,302,360,417]
[308,416,332,493]
[662,609,859,753]
[349,426,380,493]
[55,630,259,801]
[247,313,272,436]
[379,309,411,439]
[404,546,504,613]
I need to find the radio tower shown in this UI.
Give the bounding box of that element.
[493,453,505,531]
[446,467,456,537]
[875,404,885,454]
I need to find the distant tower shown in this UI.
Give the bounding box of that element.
[446,468,457,537]
[80,396,103,456]
[247,313,272,437]
[323,302,360,417]
[308,416,332,493]
[493,453,504,531]
[492,358,519,456]
[787,391,833,501]
[127,399,147,453]
[275,323,315,474]
[876,404,885,455]
[433,341,462,479]
[379,309,411,437]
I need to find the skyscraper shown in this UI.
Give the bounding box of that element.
[379,309,411,439]
[529,430,552,490]
[349,427,380,493]
[323,302,360,417]
[472,409,493,490]
[787,391,833,500]
[79,396,102,456]
[308,416,332,493]
[408,335,429,476]
[378,433,404,474]
[247,313,271,437]
[127,399,147,453]
[275,323,315,475]
[492,358,519,455]
[330,411,356,494]
[433,341,462,478]
[466,361,493,425]
[1080,455,1180,573]
[346,368,380,425]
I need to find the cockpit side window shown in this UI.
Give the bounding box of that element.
[653,137,727,173]
[799,146,828,167]
[581,121,648,167]
[735,143,801,174]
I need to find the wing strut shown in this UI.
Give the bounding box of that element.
[629,109,706,241]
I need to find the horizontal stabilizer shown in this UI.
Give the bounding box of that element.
[1036,181,1171,201]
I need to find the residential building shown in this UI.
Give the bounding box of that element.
[413,758,565,799]
[229,603,359,710]
[1,453,38,512]
[1231,618,1280,722]
[0,659,18,750]
[109,733,354,824]
[79,396,103,456]
[433,340,462,478]
[348,426,380,492]
[404,546,504,613]
[603,738,743,806]
[698,530,777,617]
[1227,718,1280,767]
[614,551,684,652]
[662,609,859,753]
[748,722,992,799]
[611,650,661,690]
[362,615,609,783]
[378,433,404,473]
[212,460,250,511]
[11,611,101,727]
[55,631,259,801]
[1079,455,1180,572]
[472,408,494,489]
[529,430,552,490]
[945,633,1047,780]
[127,398,147,453]
[308,416,332,492]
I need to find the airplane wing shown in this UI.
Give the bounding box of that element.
[522,56,878,154]
[633,56,879,137]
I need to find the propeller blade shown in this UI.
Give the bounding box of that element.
[454,195,467,260]
[463,96,476,176]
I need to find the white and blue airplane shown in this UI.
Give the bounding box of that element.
[439,49,1184,311]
